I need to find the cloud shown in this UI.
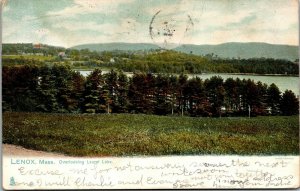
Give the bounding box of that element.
[48,17,151,47]
[2,16,19,38]
[21,15,37,21]
[34,28,50,38]
[52,20,116,33]
[47,0,134,18]
[3,5,9,12]
[2,0,298,46]
[182,0,298,45]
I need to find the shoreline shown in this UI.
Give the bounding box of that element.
[72,68,299,77]
[192,73,299,77]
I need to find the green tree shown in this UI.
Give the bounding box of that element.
[83,69,104,113]
[36,66,59,112]
[224,78,239,115]
[115,71,129,113]
[241,79,260,117]
[280,90,299,115]
[2,65,39,111]
[169,75,179,115]
[254,81,268,116]
[204,76,225,117]
[104,70,119,113]
[154,75,172,115]
[69,71,85,112]
[183,77,206,116]
[128,73,155,114]
[52,65,73,113]
[267,83,281,115]
[178,74,188,116]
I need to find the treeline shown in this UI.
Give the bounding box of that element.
[2,43,65,56]
[102,51,299,75]
[3,44,299,75]
[2,65,299,116]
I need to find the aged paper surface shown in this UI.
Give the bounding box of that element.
[2,0,299,189]
[2,155,300,189]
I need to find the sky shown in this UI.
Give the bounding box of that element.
[2,0,299,48]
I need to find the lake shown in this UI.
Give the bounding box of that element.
[190,73,299,96]
[76,70,299,96]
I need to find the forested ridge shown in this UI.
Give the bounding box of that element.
[3,43,299,75]
[3,65,298,117]
[106,51,298,74]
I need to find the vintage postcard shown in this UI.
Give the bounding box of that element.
[1,0,299,189]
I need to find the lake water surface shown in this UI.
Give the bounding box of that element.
[77,70,299,96]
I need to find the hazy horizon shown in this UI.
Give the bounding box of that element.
[3,41,299,50]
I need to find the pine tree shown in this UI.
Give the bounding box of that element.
[116,71,129,113]
[267,83,281,115]
[224,78,239,115]
[154,75,171,115]
[104,70,118,113]
[183,77,205,116]
[70,71,85,113]
[128,73,155,114]
[83,69,104,113]
[36,66,59,112]
[2,65,39,112]
[178,74,188,116]
[242,79,259,117]
[204,76,225,117]
[168,75,179,115]
[255,81,268,116]
[280,90,299,115]
[52,65,73,113]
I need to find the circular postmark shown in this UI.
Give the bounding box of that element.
[149,10,194,49]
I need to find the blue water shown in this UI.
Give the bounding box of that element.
[77,70,299,96]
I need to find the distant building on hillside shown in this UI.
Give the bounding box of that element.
[33,43,48,50]
[33,43,42,49]
[58,52,66,57]
[109,58,115,63]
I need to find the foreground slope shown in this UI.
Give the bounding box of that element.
[3,112,298,156]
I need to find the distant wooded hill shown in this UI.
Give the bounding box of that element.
[2,43,65,56]
[175,42,298,61]
[3,42,298,61]
[2,42,298,75]
[71,42,298,61]
[71,43,159,52]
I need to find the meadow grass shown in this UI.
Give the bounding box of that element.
[3,112,299,156]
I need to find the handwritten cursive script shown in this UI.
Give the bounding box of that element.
[3,156,299,189]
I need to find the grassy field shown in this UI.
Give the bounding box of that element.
[3,112,299,156]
